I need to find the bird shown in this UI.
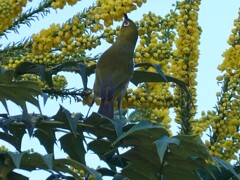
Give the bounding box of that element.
[92,14,138,119]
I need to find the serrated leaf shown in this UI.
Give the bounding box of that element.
[42,154,53,169]
[7,171,28,180]
[88,139,112,156]
[34,129,55,154]
[0,80,42,115]
[59,133,86,164]
[14,61,46,78]
[53,106,81,136]
[97,167,116,177]
[131,70,188,93]
[134,62,168,82]
[154,135,179,162]
[78,63,89,89]
[169,135,209,159]
[0,132,22,151]
[113,120,167,146]
[131,71,166,86]
[61,107,78,136]
[212,156,240,179]
[0,98,9,114]
[0,68,14,84]
[8,152,26,168]
[14,152,53,171]
[54,158,102,180]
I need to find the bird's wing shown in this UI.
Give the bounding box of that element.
[94,45,134,101]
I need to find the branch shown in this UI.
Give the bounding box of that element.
[0,0,52,37]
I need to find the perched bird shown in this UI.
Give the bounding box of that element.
[93,14,138,119]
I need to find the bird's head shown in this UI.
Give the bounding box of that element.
[118,14,138,45]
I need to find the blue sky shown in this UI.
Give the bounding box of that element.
[0,0,239,179]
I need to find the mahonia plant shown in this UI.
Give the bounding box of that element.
[0,0,239,179]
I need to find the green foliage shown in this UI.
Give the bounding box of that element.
[0,107,239,179]
[0,59,239,179]
[0,67,42,115]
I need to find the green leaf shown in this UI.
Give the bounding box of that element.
[7,171,28,180]
[0,132,22,151]
[42,154,53,169]
[54,158,102,180]
[0,68,14,84]
[0,78,42,115]
[154,135,179,162]
[88,139,112,157]
[131,71,166,86]
[48,62,95,89]
[34,129,56,154]
[9,152,53,171]
[113,120,167,146]
[134,62,168,82]
[212,156,240,179]
[169,135,209,159]
[122,163,157,180]
[59,133,86,164]
[97,167,117,177]
[14,61,46,78]
[84,112,117,141]
[53,106,81,136]
[131,70,188,93]
[8,152,26,168]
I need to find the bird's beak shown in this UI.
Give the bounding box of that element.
[124,14,128,20]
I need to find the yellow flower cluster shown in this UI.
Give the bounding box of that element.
[124,12,178,128]
[170,0,201,134]
[3,51,87,69]
[32,16,101,54]
[21,74,68,90]
[127,87,174,110]
[0,145,8,153]
[69,166,86,179]
[197,11,240,162]
[171,0,200,83]
[103,26,120,43]
[135,12,177,67]
[0,0,27,33]
[51,0,78,9]
[88,0,147,27]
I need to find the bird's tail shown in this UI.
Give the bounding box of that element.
[98,100,114,119]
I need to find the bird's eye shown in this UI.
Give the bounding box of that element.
[123,21,130,27]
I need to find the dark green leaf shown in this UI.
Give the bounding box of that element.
[54,158,102,180]
[113,120,167,146]
[88,139,112,156]
[0,68,14,84]
[169,135,209,159]
[8,152,26,168]
[154,135,179,162]
[53,106,81,136]
[134,62,168,82]
[131,71,166,86]
[131,70,188,93]
[0,80,42,115]
[42,154,53,169]
[86,64,96,76]
[97,167,117,177]
[14,61,46,78]
[212,156,240,179]
[0,132,22,151]
[34,129,55,154]
[7,171,28,180]
[59,133,86,164]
